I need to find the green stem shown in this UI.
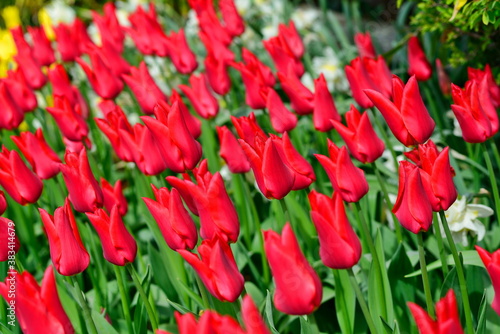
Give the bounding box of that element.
[432,212,449,276]
[332,270,352,334]
[482,142,500,224]
[347,268,379,334]
[439,211,474,334]
[68,275,98,334]
[369,109,399,173]
[114,266,134,334]
[372,163,402,242]
[417,233,435,318]
[126,263,159,331]
[307,312,320,334]
[278,198,291,225]
[353,202,378,266]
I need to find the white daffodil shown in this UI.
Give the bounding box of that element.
[439,197,493,246]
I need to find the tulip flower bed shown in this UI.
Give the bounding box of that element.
[1,1,500,333]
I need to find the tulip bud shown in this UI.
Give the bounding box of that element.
[331,105,384,163]
[11,129,61,180]
[179,73,219,119]
[3,68,37,112]
[178,236,244,302]
[164,29,198,74]
[264,223,322,315]
[404,141,457,211]
[220,0,245,37]
[0,147,43,205]
[364,75,435,146]
[242,295,271,334]
[143,186,198,250]
[101,178,128,216]
[60,148,103,213]
[0,81,24,130]
[27,26,55,66]
[354,32,376,58]
[0,266,74,333]
[278,67,314,115]
[475,246,500,316]
[313,73,340,132]
[264,87,298,133]
[216,125,251,173]
[309,191,362,269]
[407,36,432,81]
[392,161,433,234]
[92,2,124,53]
[408,289,464,334]
[315,140,369,203]
[39,199,90,276]
[86,207,137,266]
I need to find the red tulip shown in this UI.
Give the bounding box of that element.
[47,95,88,142]
[278,20,304,59]
[3,68,37,112]
[169,90,202,139]
[95,101,135,162]
[315,140,369,202]
[331,105,384,163]
[345,56,392,109]
[167,160,240,242]
[27,26,55,66]
[92,2,124,53]
[0,217,20,262]
[126,3,169,56]
[407,36,432,81]
[178,236,244,302]
[179,73,219,119]
[313,73,340,132]
[365,75,435,146]
[393,161,433,234]
[86,43,130,78]
[220,0,245,37]
[205,52,231,96]
[264,87,298,133]
[11,129,61,180]
[101,178,128,216]
[450,79,497,143]
[0,266,74,333]
[468,64,500,107]
[199,25,235,63]
[404,141,457,211]
[141,101,202,173]
[174,310,245,334]
[48,64,88,118]
[122,61,167,114]
[13,50,47,90]
[76,48,124,100]
[39,199,90,276]
[197,7,232,46]
[263,37,304,78]
[86,207,137,266]
[278,67,314,115]
[309,191,362,269]
[0,81,24,130]
[242,295,271,334]
[0,191,6,215]
[408,289,464,334]
[232,48,275,109]
[264,223,322,315]
[165,29,198,74]
[216,125,251,173]
[475,246,500,316]
[354,32,376,58]
[60,148,103,213]
[54,19,93,62]
[0,147,43,205]
[119,123,168,175]
[143,185,198,250]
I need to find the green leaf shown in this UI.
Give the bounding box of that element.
[405,250,484,278]
[265,290,280,334]
[300,316,314,334]
[476,290,488,334]
[92,310,120,334]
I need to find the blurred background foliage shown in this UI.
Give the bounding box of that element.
[0,0,499,76]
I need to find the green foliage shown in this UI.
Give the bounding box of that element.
[410,0,500,69]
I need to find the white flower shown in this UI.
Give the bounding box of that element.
[440,197,493,246]
[44,0,76,24]
[291,6,320,31]
[301,47,349,92]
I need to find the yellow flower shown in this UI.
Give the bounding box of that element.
[38,8,55,40]
[1,6,21,29]
[0,30,17,77]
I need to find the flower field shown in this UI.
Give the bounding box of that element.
[0,0,499,333]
